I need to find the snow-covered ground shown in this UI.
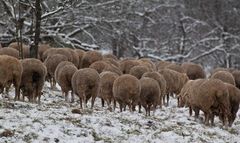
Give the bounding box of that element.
[0,83,239,143]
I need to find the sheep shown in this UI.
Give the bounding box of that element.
[38,44,51,61]
[65,48,79,68]
[8,42,30,58]
[139,77,160,116]
[142,71,166,108]
[42,48,73,62]
[103,64,123,76]
[81,51,103,68]
[138,58,156,71]
[98,71,119,111]
[89,61,109,74]
[181,62,206,80]
[156,60,171,71]
[74,49,85,69]
[165,63,184,73]
[0,43,2,48]
[232,70,240,89]
[224,83,240,126]
[103,58,120,68]
[119,59,140,74]
[55,64,78,102]
[159,69,189,106]
[71,68,100,109]
[129,65,149,79]
[210,71,235,86]
[44,54,68,88]
[112,74,141,112]
[0,47,19,59]
[188,79,230,126]
[20,58,47,104]
[103,53,118,60]
[0,55,22,100]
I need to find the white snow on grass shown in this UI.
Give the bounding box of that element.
[0,83,239,143]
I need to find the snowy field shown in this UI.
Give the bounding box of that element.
[0,83,239,143]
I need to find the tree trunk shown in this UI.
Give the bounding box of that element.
[30,0,41,58]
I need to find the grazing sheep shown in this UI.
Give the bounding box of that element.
[156,61,171,71]
[189,79,230,126]
[20,58,47,104]
[98,71,119,111]
[0,55,22,100]
[89,61,109,74]
[165,63,184,73]
[65,48,79,68]
[181,62,206,79]
[81,51,103,68]
[159,69,189,106]
[38,44,51,61]
[211,71,235,86]
[55,64,77,102]
[232,70,240,89]
[103,64,123,75]
[119,59,140,74]
[139,77,160,116]
[142,71,166,108]
[103,53,118,60]
[224,83,240,127]
[42,48,73,62]
[71,68,100,109]
[0,47,19,58]
[74,49,85,69]
[44,54,68,88]
[8,42,30,58]
[129,65,149,79]
[112,74,141,112]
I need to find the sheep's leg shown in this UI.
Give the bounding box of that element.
[101,99,105,107]
[204,112,210,126]
[71,91,74,103]
[64,92,68,102]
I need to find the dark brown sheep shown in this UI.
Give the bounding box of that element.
[20,58,47,104]
[224,83,240,126]
[142,71,166,108]
[119,59,140,74]
[55,64,78,102]
[165,63,184,73]
[71,68,100,109]
[232,70,240,89]
[129,65,149,79]
[189,79,230,126]
[98,71,119,111]
[81,50,103,68]
[0,47,19,58]
[112,74,141,112]
[211,71,235,86]
[74,49,85,69]
[89,61,109,74]
[159,69,189,106]
[139,77,160,116]
[44,54,68,88]
[0,55,22,100]
[181,62,206,80]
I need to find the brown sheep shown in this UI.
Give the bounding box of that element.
[224,83,240,126]
[89,61,109,74]
[55,64,78,102]
[142,71,166,108]
[65,48,79,68]
[129,65,149,79]
[103,58,120,68]
[159,69,189,106]
[44,54,68,88]
[232,70,240,89]
[20,58,47,104]
[38,44,51,61]
[0,55,22,100]
[210,71,235,86]
[0,43,2,48]
[119,59,140,74]
[139,77,160,116]
[98,71,119,111]
[165,63,184,73]
[74,49,85,69]
[156,60,171,71]
[55,61,74,82]
[138,58,156,71]
[112,74,141,112]
[103,53,118,60]
[8,42,30,58]
[0,47,19,58]
[211,67,229,75]
[42,48,73,62]
[103,64,123,75]
[81,50,103,68]
[181,62,206,80]
[189,79,230,126]
[71,68,100,109]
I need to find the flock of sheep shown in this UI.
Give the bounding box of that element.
[0,42,240,128]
